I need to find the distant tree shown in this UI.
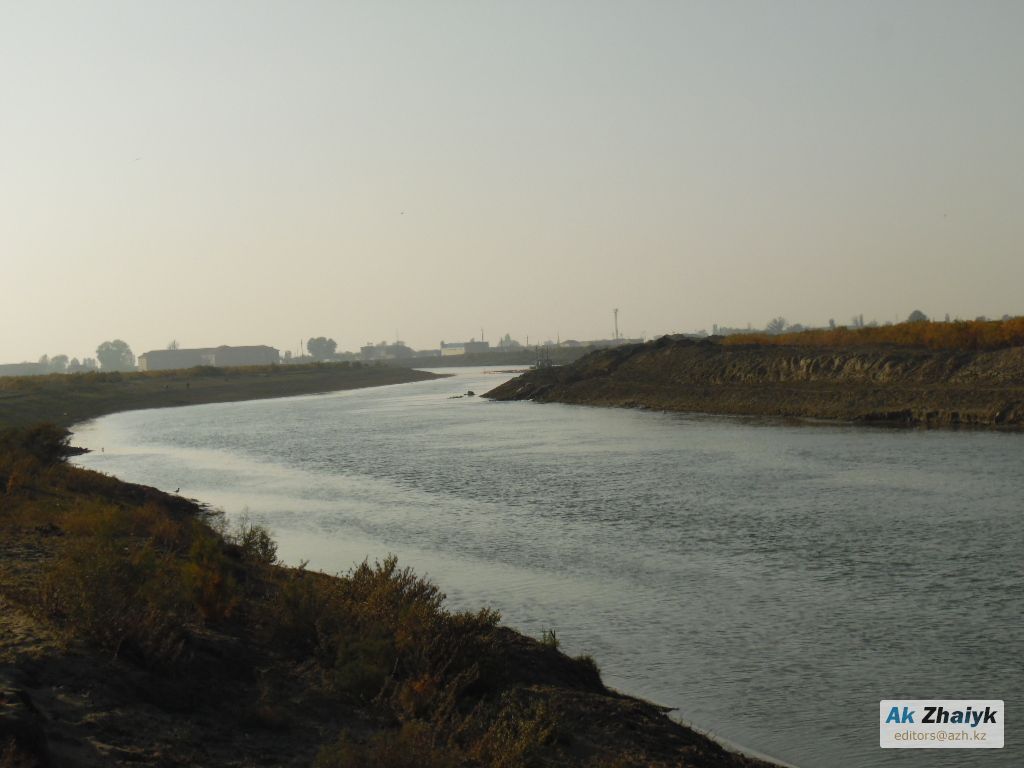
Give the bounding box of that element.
[67,358,82,373]
[167,340,180,350]
[851,314,865,328]
[766,317,788,335]
[96,340,136,371]
[306,337,337,359]
[38,354,49,367]
[498,333,522,350]
[907,309,929,323]
[828,318,836,330]
[82,358,98,370]
[49,354,69,373]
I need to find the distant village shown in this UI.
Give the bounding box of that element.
[0,333,644,377]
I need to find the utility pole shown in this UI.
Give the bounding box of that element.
[613,308,620,341]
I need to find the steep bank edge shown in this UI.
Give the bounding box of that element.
[483,337,1024,427]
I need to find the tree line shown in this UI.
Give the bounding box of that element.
[15,340,135,375]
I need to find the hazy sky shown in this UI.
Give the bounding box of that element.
[3,1,1022,361]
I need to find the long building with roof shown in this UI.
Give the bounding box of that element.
[137,345,279,372]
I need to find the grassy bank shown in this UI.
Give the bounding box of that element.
[0,425,773,767]
[0,362,443,430]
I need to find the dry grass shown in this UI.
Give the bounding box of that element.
[722,315,1024,350]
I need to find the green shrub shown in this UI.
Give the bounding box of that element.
[182,533,241,622]
[229,515,278,566]
[41,536,189,665]
[471,696,562,768]
[574,653,600,677]
[265,565,326,657]
[0,424,75,476]
[4,456,37,495]
[39,496,252,663]
[263,556,500,716]
[331,629,395,701]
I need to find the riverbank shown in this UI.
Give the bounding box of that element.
[0,374,776,766]
[0,362,444,430]
[484,336,1024,428]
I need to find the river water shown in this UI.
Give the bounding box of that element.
[71,367,1022,768]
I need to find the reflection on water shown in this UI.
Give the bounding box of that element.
[72,368,1023,768]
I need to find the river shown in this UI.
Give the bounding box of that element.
[71,367,1022,768]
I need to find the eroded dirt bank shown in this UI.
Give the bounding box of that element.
[485,337,1024,427]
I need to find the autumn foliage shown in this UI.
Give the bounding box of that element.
[722,316,1024,351]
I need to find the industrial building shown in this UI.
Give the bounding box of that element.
[137,345,279,372]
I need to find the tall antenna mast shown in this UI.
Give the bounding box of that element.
[613,308,620,340]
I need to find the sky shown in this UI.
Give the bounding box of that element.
[2,0,1022,362]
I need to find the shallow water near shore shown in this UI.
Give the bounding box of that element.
[72,367,1022,768]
